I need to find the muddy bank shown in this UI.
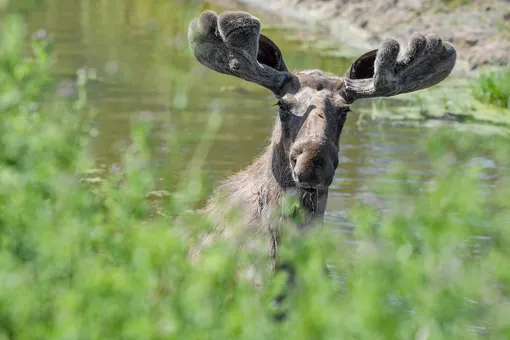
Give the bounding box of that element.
[207,0,510,133]
[232,0,510,70]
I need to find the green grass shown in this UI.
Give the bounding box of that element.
[439,0,475,8]
[472,69,510,110]
[2,11,510,339]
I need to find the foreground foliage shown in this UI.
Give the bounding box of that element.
[1,13,510,339]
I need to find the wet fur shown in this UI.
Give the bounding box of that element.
[201,117,329,269]
[188,10,456,277]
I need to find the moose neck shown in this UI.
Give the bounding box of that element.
[266,120,328,224]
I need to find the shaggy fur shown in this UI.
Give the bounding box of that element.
[188,10,456,269]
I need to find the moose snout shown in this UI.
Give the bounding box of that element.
[290,142,338,189]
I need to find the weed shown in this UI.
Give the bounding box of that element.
[472,69,510,110]
[1,11,510,339]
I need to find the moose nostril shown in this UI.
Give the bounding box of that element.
[297,172,307,183]
[290,155,297,166]
[290,152,299,165]
[295,169,318,187]
[290,148,303,165]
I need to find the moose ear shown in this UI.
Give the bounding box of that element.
[257,34,288,72]
[345,49,378,79]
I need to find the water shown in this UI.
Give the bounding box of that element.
[21,0,509,226]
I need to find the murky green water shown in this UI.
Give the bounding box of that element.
[20,0,508,226]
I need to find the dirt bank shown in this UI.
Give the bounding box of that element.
[232,0,510,70]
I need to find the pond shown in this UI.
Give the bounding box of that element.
[22,0,508,229]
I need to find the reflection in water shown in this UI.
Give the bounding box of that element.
[23,0,509,226]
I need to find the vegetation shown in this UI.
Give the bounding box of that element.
[356,73,510,131]
[2,9,510,340]
[439,0,475,8]
[472,69,510,110]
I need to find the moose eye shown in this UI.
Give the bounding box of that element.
[274,100,288,111]
[337,107,351,118]
[274,100,291,122]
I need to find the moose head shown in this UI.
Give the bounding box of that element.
[188,10,456,195]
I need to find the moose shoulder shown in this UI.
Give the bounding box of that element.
[188,10,456,265]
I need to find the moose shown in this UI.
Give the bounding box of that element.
[188,10,456,275]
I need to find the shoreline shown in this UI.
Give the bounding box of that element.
[208,0,510,133]
[222,0,510,72]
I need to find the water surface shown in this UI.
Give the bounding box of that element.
[21,0,509,227]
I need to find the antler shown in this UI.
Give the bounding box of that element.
[342,33,457,104]
[188,10,288,93]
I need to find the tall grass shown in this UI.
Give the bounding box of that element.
[439,0,475,8]
[1,12,510,339]
[472,69,510,110]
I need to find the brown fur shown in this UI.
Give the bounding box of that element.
[188,10,456,270]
